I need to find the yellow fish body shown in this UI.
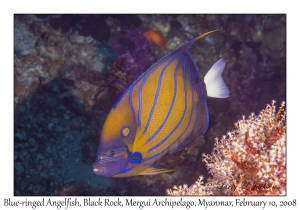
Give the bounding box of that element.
[93,30,229,177]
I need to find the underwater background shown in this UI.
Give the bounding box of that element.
[14,14,286,195]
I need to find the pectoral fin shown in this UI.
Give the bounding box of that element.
[138,167,175,175]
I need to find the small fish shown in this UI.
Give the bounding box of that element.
[93,30,229,177]
[143,30,167,49]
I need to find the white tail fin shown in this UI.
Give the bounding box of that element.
[204,58,230,98]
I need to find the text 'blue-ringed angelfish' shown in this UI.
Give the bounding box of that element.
[93,30,230,177]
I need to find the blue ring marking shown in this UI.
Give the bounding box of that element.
[148,54,185,151]
[121,126,131,138]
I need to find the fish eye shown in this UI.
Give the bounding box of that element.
[108,150,115,157]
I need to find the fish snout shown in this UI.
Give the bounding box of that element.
[93,162,106,176]
[93,158,124,177]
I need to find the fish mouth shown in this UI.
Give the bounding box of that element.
[93,163,106,176]
[93,157,125,177]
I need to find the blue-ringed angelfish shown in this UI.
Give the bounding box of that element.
[93,30,230,177]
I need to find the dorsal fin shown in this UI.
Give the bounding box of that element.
[168,29,218,55]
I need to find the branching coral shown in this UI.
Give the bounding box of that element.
[166,100,286,196]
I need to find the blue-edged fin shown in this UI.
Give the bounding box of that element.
[204,58,230,98]
[138,167,175,175]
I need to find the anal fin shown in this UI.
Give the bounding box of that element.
[138,167,175,175]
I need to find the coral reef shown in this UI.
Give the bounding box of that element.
[109,27,152,74]
[166,101,286,195]
[14,15,112,109]
[94,41,116,73]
